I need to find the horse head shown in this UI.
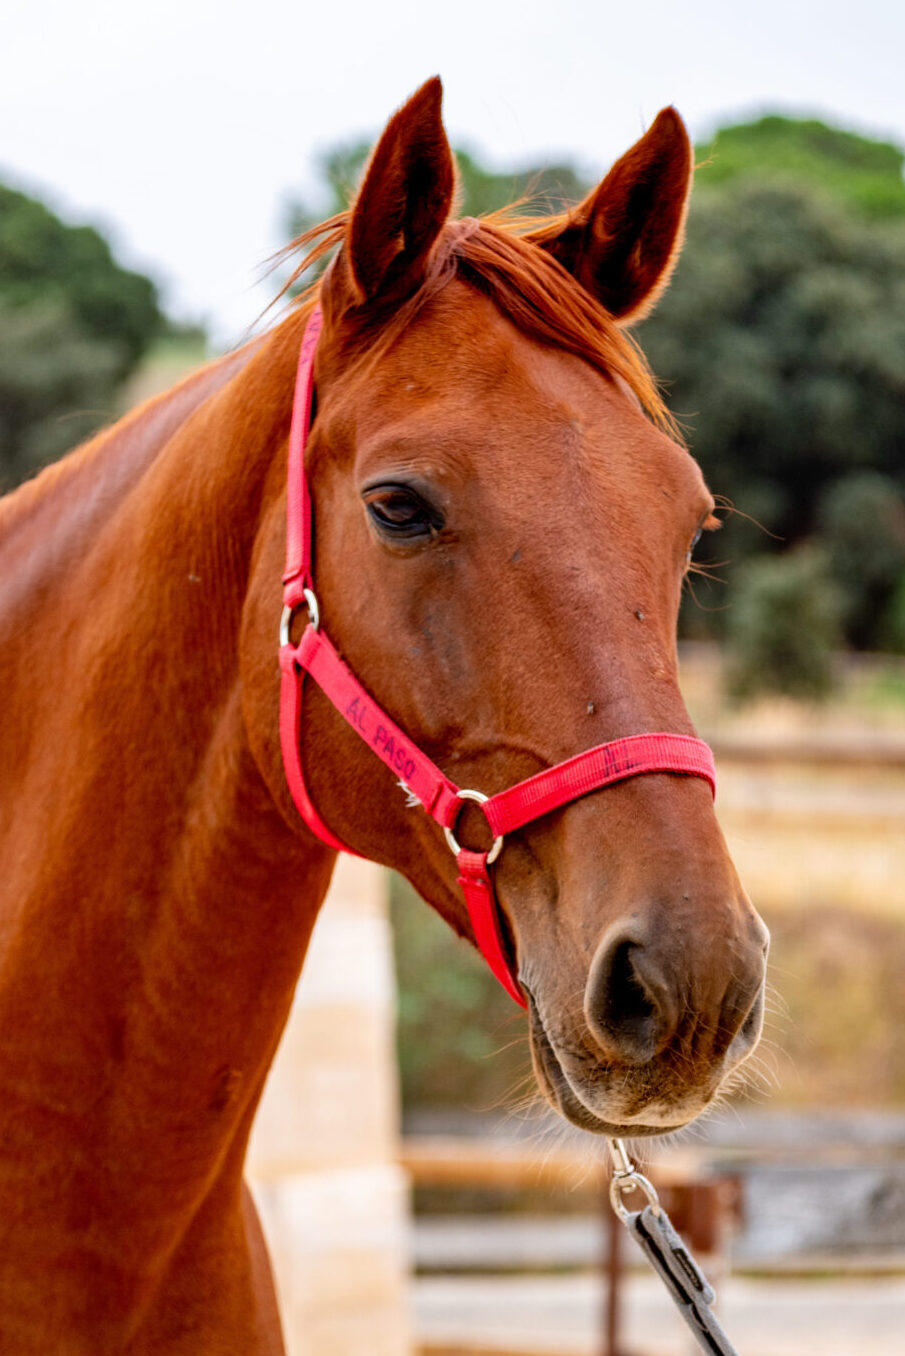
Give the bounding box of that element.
[243,79,768,1137]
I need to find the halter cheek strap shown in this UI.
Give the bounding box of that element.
[279,306,717,1009]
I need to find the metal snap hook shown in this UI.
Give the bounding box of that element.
[607,1137,662,1222]
[443,788,504,865]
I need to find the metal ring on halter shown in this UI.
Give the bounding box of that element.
[444,789,504,865]
[280,587,321,647]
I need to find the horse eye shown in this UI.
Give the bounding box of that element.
[685,526,704,568]
[363,485,443,541]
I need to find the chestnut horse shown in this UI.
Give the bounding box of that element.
[0,80,767,1353]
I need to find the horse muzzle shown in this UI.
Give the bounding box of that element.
[525,906,769,1137]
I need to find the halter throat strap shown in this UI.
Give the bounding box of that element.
[278,306,716,1008]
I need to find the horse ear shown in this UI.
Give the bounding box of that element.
[532,107,692,323]
[338,77,455,308]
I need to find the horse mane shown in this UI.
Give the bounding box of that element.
[278,205,678,438]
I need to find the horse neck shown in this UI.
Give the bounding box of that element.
[0,310,335,1249]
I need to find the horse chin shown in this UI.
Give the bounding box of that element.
[526,996,706,1140]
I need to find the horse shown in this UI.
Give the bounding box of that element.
[0,78,768,1353]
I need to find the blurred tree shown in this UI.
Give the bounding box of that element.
[642,181,905,527]
[657,115,905,669]
[724,547,844,700]
[696,115,905,219]
[817,473,905,651]
[0,298,123,484]
[878,576,905,653]
[641,175,905,659]
[0,183,163,489]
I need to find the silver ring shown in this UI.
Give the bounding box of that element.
[443,789,504,865]
[302,587,320,632]
[279,587,321,647]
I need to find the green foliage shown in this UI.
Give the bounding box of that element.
[389,873,529,1111]
[643,181,905,522]
[877,575,905,654]
[817,473,905,648]
[0,185,161,374]
[0,182,164,489]
[725,547,843,700]
[648,114,905,663]
[0,298,124,483]
[697,115,905,219]
[642,171,905,655]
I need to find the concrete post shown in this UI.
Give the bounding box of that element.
[247,856,413,1356]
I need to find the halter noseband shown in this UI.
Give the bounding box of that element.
[278,306,716,1008]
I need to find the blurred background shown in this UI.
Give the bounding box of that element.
[4,2,904,1352]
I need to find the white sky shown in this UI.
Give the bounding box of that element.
[3,0,904,347]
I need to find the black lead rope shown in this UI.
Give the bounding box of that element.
[608,1139,741,1356]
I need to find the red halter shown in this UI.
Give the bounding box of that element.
[279,306,716,1008]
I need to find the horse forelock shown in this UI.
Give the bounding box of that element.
[451,214,677,437]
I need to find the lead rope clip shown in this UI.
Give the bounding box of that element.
[606,1138,741,1356]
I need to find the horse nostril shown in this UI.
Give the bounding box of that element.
[585,934,675,1066]
[607,941,656,1025]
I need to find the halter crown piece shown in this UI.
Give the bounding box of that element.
[279,306,717,1008]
